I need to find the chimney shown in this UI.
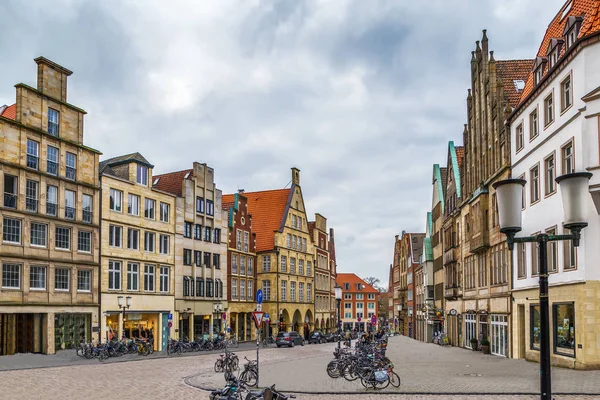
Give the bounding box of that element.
[34,57,72,102]
[238,189,245,194]
[291,167,300,186]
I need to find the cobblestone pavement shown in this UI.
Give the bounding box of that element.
[0,335,599,399]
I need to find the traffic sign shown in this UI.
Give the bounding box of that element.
[264,313,270,321]
[256,304,262,312]
[168,321,172,328]
[357,317,362,322]
[168,313,173,320]
[252,311,264,327]
[222,313,227,320]
[256,289,263,304]
[371,315,377,324]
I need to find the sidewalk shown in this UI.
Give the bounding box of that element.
[0,341,258,371]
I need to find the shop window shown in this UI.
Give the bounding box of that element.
[553,303,575,357]
[530,305,540,350]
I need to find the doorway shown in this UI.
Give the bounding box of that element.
[15,314,36,354]
[518,305,526,359]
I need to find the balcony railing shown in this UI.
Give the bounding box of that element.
[46,202,57,217]
[47,161,58,176]
[26,198,38,213]
[83,210,92,223]
[3,193,17,209]
[469,231,490,253]
[444,285,461,299]
[443,246,459,265]
[65,206,75,220]
[66,167,76,181]
[27,155,38,170]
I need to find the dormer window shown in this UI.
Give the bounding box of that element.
[549,50,558,68]
[534,67,543,85]
[136,165,148,185]
[563,15,583,49]
[546,39,563,69]
[533,57,547,86]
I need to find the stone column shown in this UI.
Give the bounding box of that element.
[118,312,123,340]
[188,314,194,340]
[46,312,54,354]
[242,314,247,341]
[209,314,214,338]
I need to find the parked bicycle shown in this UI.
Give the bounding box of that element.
[214,351,240,373]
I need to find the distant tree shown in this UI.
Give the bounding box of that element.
[363,276,381,290]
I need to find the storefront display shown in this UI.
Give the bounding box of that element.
[530,305,540,350]
[490,314,507,357]
[54,314,90,350]
[553,303,575,357]
[465,313,476,348]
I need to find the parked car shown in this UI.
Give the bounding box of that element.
[325,332,341,342]
[276,331,305,347]
[309,331,326,344]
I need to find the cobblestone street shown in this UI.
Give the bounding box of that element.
[0,336,599,399]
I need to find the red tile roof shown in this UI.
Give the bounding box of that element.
[455,146,465,169]
[227,188,290,252]
[307,221,315,242]
[152,169,192,196]
[520,0,600,103]
[496,59,535,108]
[0,104,16,120]
[336,273,379,294]
[222,194,235,211]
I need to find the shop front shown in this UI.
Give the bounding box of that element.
[229,312,253,342]
[105,311,167,351]
[54,313,91,351]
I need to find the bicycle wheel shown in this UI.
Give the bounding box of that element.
[326,360,341,378]
[245,370,258,387]
[342,363,359,382]
[214,359,223,373]
[231,338,239,348]
[389,371,401,388]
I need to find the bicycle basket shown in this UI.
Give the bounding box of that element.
[374,370,388,382]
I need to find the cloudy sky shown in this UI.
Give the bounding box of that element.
[0,0,566,287]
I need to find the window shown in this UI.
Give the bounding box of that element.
[231,278,238,299]
[128,194,140,216]
[213,228,220,244]
[247,280,253,300]
[184,222,192,238]
[196,196,204,213]
[110,189,122,212]
[127,228,139,250]
[77,269,91,292]
[368,293,376,300]
[30,266,46,290]
[47,146,58,175]
[281,256,287,272]
[194,224,202,240]
[183,276,191,297]
[144,198,155,219]
[356,293,364,300]
[244,231,249,252]
[159,266,169,293]
[299,259,304,275]
[236,230,242,250]
[109,225,122,247]
[292,235,297,250]
[64,189,75,220]
[281,280,287,301]
[553,303,575,357]
[544,93,554,126]
[144,232,155,252]
[204,226,211,242]
[517,243,526,278]
[262,280,271,300]
[307,261,311,277]
[206,199,214,215]
[344,283,350,290]
[44,184,57,216]
[529,109,538,140]
[2,264,20,289]
[26,139,39,170]
[302,238,307,252]
[286,234,291,248]
[65,152,76,180]
[203,252,211,267]
[213,253,220,269]
[546,228,558,272]
[55,268,69,291]
[290,258,296,274]
[127,263,139,291]
[240,255,246,275]
[344,312,352,319]
[196,277,204,297]
[183,249,192,265]
[239,280,246,300]
[48,108,60,136]
[159,235,169,254]
[248,258,254,276]
[531,240,539,276]
[344,302,352,309]
[344,294,352,300]
[561,76,572,111]
[3,174,18,209]
[549,49,558,69]
[194,250,201,266]
[516,123,524,151]
[290,281,296,301]
[545,154,555,195]
[307,283,312,302]
[534,66,543,86]
[566,26,577,48]
[562,141,574,174]
[299,282,304,302]
[232,254,239,274]
[30,222,47,247]
[563,228,577,270]
[159,202,170,222]
[530,165,540,203]
[82,194,93,223]
[136,165,148,185]
[56,227,71,250]
[144,264,155,292]
[465,313,477,349]
[78,230,91,253]
[262,255,271,272]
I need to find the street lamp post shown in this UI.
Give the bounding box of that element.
[335,286,342,350]
[493,172,592,400]
[117,295,132,339]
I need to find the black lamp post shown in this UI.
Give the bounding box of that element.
[335,285,342,349]
[117,295,131,339]
[493,172,592,400]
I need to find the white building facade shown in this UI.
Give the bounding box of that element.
[509,1,600,369]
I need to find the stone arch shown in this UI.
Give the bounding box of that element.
[292,309,302,332]
[305,309,313,324]
[315,318,320,331]
[325,318,330,332]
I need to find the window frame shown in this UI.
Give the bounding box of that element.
[136,165,148,186]
[128,194,140,216]
[110,189,123,212]
[29,265,47,291]
[544,152,556,197]
[55,267,70,292]
[55,226,71,250]
[46,145,59,176]
[560,72,573,113]
[159,202,170,223]
[127,262,140,292]
[546,226,558,273]
[144,198,156,220]
[65,152,76,181]
[529,107,539,141]
[544,91,555,128]
[561,138,575,175]
[2,263,21,289]
[30,222,47,248]
[530,304,540,350]
[108,260,122,291]
[553,302,576,358]
[530,163,541,205]
[26,139,39,170]
[160,266,169,293]
[48,108,60,136]
[78,230,92,253]
[516,122,524,152]
[77,269,92,292]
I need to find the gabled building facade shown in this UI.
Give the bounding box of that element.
[336,273,379,332]
[0,58,101,355]
[394,231,425,338]
[99,153,176,350]
[236,168,315,338]
[431,164,446,334]
[221,192,257,342]
[310,214,333,333]
[153,162,227,339]
[508,0,600,369]
[328,228,337,330]
[415,213,435,343]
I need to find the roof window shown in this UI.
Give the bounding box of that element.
[153,178,160,185]
[513,80,525,91]
[563,15,584,49]
[561,1,572,20]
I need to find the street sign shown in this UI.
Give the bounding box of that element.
[252,311,264,327]
[222,313,227,320]
[168,313,173,320]
[168,321,173,328]
[256,304,262,312]
[264,313,270,321]
[357,317,362,322]
[256,289,263,304]
[371,315,377,325]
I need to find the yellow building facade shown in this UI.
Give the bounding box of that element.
[0,57,101,355]
[99,153,176,351]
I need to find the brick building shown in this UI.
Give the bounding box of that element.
[309,214,335,333]
[336,273,379,332]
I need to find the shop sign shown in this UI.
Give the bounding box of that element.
[92,326,100,333]
[449,309,457,316]
[128,314,142,321]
